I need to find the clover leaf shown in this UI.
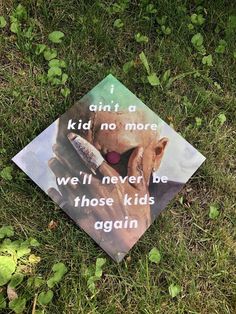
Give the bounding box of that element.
[95,258,106,277]
[149,247,161,263]
[9,297,26,313]
[218,113,226,125]
[161,25,172,35]
[209,205,220,219]
[0,226,14,239]
[135,33,149,43]
[0,16,6,28]
[47,66,62,78]
[38,290,54,305]
[61,87,70,97]
[215,40,227,54]
[48,31,65,43]
[0,166,13,181]
[48,59,66,68]
[191,13,205,26]
[8,273,24,289]
[191,33,203,47]
[168,283,181,298]
[123,60,134,74]
[47,262,67,288]
[0,256,16,286]
[43,48,57,61]
[35,44,46,55]
[14,4,27,20]
[202,54,213,66]
[113,19,124,28]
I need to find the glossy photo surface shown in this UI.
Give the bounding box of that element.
[12,75,205,262]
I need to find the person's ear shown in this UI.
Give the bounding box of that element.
[153,137,168,170]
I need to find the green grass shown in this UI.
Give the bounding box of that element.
[1,0,236,313]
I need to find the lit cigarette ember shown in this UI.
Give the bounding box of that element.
[67,132,104,174]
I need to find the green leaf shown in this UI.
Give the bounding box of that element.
[86,258,106,293]
[38,290,54,305]
[60,60,66,68]
[0,293,6,309]
[168,283,181,298]
[218,113,226,125]
[215,45,225,54]
[28,238,40,247]
[19,238,40,250]
[81,264,93,279]
[8,273,24,289]
[161,25,171,35]
[195,117,202,126]
[135,33,149,43]
[108,2,128,14]
[27,276,44,288]
[233,51,236,59]
[48,31,65,43]
[61,87,70,97]
[149,247,161,263]
[16,244,31,258]
[49,59,60,67]
[49,77,61,85]
[23,26,34,40]
[0,16,7,28]
[191,33,203,47]
[47,66,62,78]
[9,297,26,313]
[0,256,16,286]
[52,262,68,274]
[215,40,227,54]
[147,73,160,86]
[0,226,14,239]
[113,19,124,28]
[202,54,213,66]
[14,4,27,20]
[162,69,171,83]
[191,13,205,25]
[49,59,66,68]
[61,73,68,84]
[228,15,236,30]
[0,239,20,254]
[10,21,20,34]
[139,51,150,75]
[43,48,57,61]
[95,258,106,277]
[188,23,194,30]
[146,4,157,14]
[209,205,220,219]
[26,277,34,287]
[0,166,13,181]
[35,44,46,55]
[34,277,44,288]
[123,60,134,74]
[47,262,67,288]
[156,16,167,26]
[87,276,96,293]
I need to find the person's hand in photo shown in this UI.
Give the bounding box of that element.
[47,132,168,257]
[47,134,152,222]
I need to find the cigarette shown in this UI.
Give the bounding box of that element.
[67,132,104,174]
